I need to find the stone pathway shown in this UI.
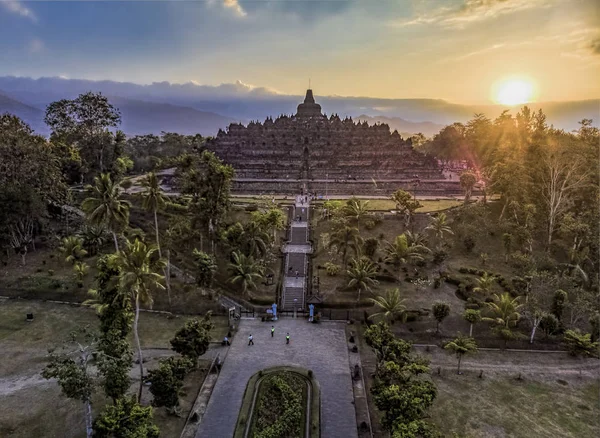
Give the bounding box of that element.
[281,195,312,309]
[194,318,357,438]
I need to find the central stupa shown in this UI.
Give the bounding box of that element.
[296,89,324,118]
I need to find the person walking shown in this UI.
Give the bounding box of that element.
[248,334,254,346]
[286,332,290,344]
[295,270,299,278]
[271,326,275,338]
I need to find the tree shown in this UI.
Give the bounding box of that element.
[241,220,270,259]
[425,213,454,250]
[42,328,96,438]
[74,261,90,285]
[141,172,167,258]
[60,235,88,264]
[459,171,478,204]
[347,256,379,305]
[252,207,286,244]
[502,233,512,262]
[78,224,109,256]
[364,237,379,259]
[463,309,481,337]
[432,302,450,333]
[228,250,264,295]
[390,189,422,228]
[384,234,429,283]
[523,272,556,344]
[81,173,130,252]
[85,254,134,403]
[147,357,193,412]
[114,238,165,401]
[473,272,494,295]
[344,198,370,234]
[484,293,523,347]
[170,313,214,366]
[540,314,559,339]
[93,396,159,438]
[8,217,35,265]
[551,289,568,322]
[369,288,407,323]
[192,249,217,288]
[329,225,361,265]
[444,335,478,374]
[45,92,122,178]
[563,329,598,358]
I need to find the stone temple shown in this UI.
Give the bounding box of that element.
[205,90,461,196]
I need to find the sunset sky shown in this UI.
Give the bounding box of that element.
[1,0,599,104]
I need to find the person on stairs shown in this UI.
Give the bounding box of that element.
[248,334,254,346]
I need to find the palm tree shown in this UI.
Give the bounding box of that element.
[114,238,165,401]
[473,272,495,295]
[484,293,523,328]
[77,224,109,255]
[59,236,87,265]
[243,221,270,259]
[329,225,362,265]
[347,256,379,306]
[444,335,478,374]
[425,212,454,250]
[73,261,90,284]
[344,198,370,234]
[404,230,428,247]
[81,173,130,252]
[369,288,407,323]
[463,309,482,337]
[228,250,264,295]
[141,172,167,258]
[384,234,429,283]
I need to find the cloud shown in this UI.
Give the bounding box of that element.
[28,38,44,53]
[392,0,550,29]
[223,0,246,17]
[1,0,37,22]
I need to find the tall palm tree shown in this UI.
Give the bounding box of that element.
[369,288,407,323]
[329,225,362,265]
[344,198,370,234]
[59,236,88,265]
[444,335,478,374]
[347,256,379,306]
[114,238,165,401]
[81,173,130,252]
[473,272,495,295]
[384,234,429,283]
[228,250,264,295]
[484,292,523,329]
[425,212,454,250]
[141,172,167,258]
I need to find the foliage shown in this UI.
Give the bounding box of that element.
[432,302,450,333]
[81,173,130,251]
[459,171,478,204]
[141,172,167,252]
[74,261,90,283]
[347,256,379,302]
[384,234,429,281]
[463,309,482,337]
[253,373,304,438]
[562,329,599,358]
[390,189,422,227]
[484,293,522,328]
[344,197,371,233]
[324,261,341,276]
[59,235,88,264]
[147,356,194,410]
[473,272,494,295]
[329,225,362,265]
[170,313,214,363]
[93,396,160,438]
[425,213,454,250]
[540,313,559,338]
[551,289,568,321]
[364,237,379,258]
[369,288,407,323]
[444,334,478,374]
[78,224,109,255]
[364,323,437,435]
[228,250,264,294]
[192,249,217,287]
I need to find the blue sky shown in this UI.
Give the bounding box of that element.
[1,0,599,103]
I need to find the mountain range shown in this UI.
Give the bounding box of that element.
[0,76,598,137]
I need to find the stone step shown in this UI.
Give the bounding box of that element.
[286,253,307,277]
[282,287,305,309]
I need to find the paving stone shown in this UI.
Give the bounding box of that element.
[195,319,357,438]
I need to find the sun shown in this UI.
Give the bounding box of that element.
[494,79,534,106]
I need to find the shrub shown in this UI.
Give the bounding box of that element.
[364,219,376,230]
[463,235,476,252]
[47,269,55,276]
[364,238,379,258]
[324,262,341,276]
[244,204,258,212]
[433,249,448,264]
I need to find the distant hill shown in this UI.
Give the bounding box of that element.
[0,91,47,134]
[0,91,239,137]
[356,115,444,137]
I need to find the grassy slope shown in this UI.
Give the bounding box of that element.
[430,374,600,438]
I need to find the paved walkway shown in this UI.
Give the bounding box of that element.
[194,319,357,438]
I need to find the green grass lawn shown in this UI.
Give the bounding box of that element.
[430,374,600,438]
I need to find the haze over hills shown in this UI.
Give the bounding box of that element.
[0,76,598,137]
